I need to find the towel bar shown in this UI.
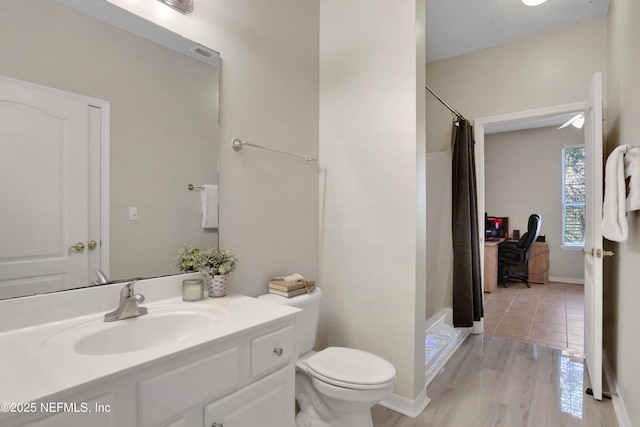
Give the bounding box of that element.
[232,138,317,165]
[625,144,640,154]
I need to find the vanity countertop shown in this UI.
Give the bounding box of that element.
[0,274,298,408]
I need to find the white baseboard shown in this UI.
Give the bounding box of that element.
[379,308,470,419]
[603,352,632,427]
[378,388,430,418]
[548,276,584,284]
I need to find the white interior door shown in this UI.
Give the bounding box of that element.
[0,76,100,298]
[583,72,604,400]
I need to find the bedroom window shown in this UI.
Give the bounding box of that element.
[562,145,586,248]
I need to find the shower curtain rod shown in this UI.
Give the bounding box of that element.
[425,85,465,121]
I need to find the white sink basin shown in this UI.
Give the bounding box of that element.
[43,304,227,356]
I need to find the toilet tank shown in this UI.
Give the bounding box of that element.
[257,287,322,355]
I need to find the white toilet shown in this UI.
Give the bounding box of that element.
[258,288,396,427]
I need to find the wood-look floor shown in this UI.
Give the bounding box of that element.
[371,335,618,427]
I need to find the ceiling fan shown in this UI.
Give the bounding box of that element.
[558,113,585,129]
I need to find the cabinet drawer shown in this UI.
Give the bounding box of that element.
[250,326,295,378]
[139,347,239,427]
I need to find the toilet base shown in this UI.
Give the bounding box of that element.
[295,406,331,427]
[296,408,373,427]
[295,370,391,427]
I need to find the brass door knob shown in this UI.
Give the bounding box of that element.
[583,248,615,258]
[88,240,97,250]
[69,242,85,252]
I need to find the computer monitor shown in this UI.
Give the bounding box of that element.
[485,215,509,240]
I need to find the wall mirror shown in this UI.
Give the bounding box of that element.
[0,0,220,299]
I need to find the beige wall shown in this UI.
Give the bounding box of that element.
[0,0,219,282]
[605,0,640,424]
[115,0,427,405]
[104,0,321,296]
[319,0,427,402]
[212,1,320,296]
[426,17,607,153]
[485,126,584,282]
[425,152,452,318]
[425,18,607,318]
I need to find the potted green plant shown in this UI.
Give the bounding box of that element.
[202,248,239,275]
[174,245,207,273]
[174,245,239,297]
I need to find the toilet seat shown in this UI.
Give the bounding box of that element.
[304,347,396,390]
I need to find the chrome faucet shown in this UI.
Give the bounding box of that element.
[104,281,148,322]
[91,269,110,286]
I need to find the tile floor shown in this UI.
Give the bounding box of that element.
[483,281,584,354]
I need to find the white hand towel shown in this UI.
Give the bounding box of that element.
[624,147,640,212]
[602,145,628,242]
[200,184,219,229]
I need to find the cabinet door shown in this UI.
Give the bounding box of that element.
[139,347,239,427]
[163,418,187,427]
[204,365,295,427]
[20,394,115,427]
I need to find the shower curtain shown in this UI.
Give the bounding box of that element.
[451,119,483,328]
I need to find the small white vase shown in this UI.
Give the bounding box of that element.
[205,273,228,297]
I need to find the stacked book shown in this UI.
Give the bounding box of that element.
[268,280,310,297]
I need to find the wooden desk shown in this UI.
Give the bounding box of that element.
[528,242,549,284]
[484,238,503,293]
[484,240,550,292]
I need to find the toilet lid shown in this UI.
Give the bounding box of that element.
[305,347,396,389]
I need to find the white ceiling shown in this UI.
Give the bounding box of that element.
[426,0,609,63]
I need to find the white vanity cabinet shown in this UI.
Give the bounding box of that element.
[16,385,121,427]
[10,322,296,427]
[203,325,296,427]
[203,364,294,427]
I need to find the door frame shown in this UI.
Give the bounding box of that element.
[89,103,111,279]
[1,74,111,282]
[473,101,585,318]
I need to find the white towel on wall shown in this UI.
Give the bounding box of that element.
[624,147,640,212]
[200,184,219,229]
[602,145,628,242]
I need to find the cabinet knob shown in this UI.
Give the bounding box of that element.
[212,423,223,427]
[273,347,283,357]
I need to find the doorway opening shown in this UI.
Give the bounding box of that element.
[474,102,586,355]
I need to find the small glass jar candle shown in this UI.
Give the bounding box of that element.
[182,279,204,302]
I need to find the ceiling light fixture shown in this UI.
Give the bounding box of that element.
[522,0,548,6]
[157,0,194,14]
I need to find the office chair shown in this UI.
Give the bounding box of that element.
[498,213,542,288]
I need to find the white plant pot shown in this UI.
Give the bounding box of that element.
[205,273,227,297]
